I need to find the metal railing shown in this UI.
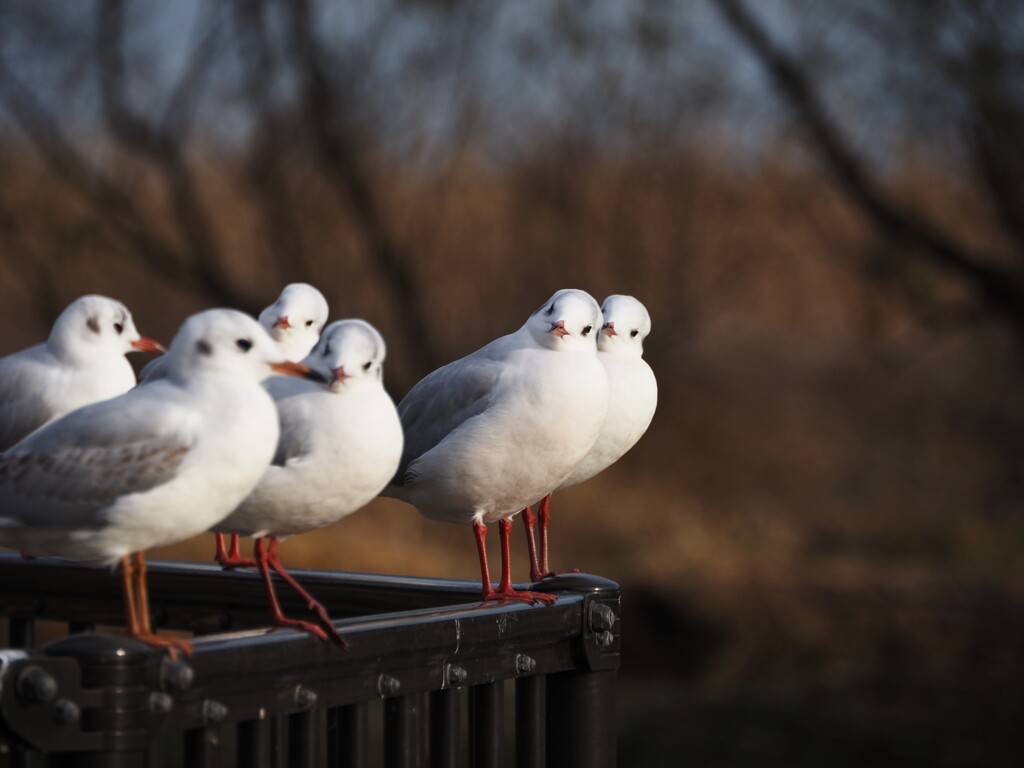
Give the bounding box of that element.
[0,552,620,767]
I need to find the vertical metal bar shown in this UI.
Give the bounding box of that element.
[429,688,461,768]
[9,616,34,648]
[327,703,368,768]
[384,695,416,768]
[185,726,221,768]
[469,682,503,768]
[515,676,545,768]
[270,715,289,768]
[289,710,321,768]
[239,718,272,768]
[9,747,37,768]
[545,670,616,768]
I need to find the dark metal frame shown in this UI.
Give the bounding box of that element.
[0,553,620,767]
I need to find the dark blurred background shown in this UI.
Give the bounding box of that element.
[1,1,1023,764]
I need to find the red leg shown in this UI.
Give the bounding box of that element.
[214,532,256,569]
[254,538,346,646]
[266,539,348,648]
[536,494,579,580]
[122,553,193,658]
[521,507,544,583]
[480,519,555,606]
[473,521,493,596]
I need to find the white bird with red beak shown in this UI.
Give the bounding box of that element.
[257,282,329,363]
[384,288,608,605]
[522,294,657,580]
[215,319,402,645]
[0,295,164,450]
[0,309,323,656]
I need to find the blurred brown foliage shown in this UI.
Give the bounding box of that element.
[1,0,1023,764]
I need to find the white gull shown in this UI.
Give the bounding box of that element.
[0,309,322,654]
[0,295,163,450]
[384,288,608,604]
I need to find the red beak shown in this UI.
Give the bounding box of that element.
[601,322,617,337]
[549,320,569,338]
[131,337,166,355]
[270,361,327,383]
[273,315,292,329]
[332,366,350,384]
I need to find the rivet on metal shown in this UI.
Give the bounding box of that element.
[378,674,401,697]
[160,658,194,692]
[149,692,174,715]
[295,686,318,709]
[202,699,229,723]
[589,603,616,632]
[51,698,80,725]
[595,630,615,648]
[515,654,537,675]
[445,664,468,686]
[17,666,58,704]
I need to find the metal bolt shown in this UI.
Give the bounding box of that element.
[160,658,194,692]
[17,666,58,704]
[445,664,468,686]
[51,698,80,725]
[149,692,174,715]
[590,603,616,632]
[202,699,228,724]
[294,686,317,709]
[378,674,401,697]
[515,654,537,675]
[595,630,614,648]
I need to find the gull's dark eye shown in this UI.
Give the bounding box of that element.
[582,325,593,336]
[114,322,124,335]
[545,304,554,316]
[630,330,639,338]
[236,338,253,352]
[305,320,314,327]
[362,361,372,371]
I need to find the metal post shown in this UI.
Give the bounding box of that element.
[327,703,368,768]
[289,710,320,768]
[238,718,272,768]
[185,726,221,768]
[545,669,616,768]
[515,675,545,768]
[385,695,419,768]
[429,688,461,768]
[469,682,503,768]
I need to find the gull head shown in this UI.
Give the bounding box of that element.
[48,295,163,363]
[166,309,324,385]
[527,288,602,352]
[257,283,329,361]
[304,319,387,393]
[598,295,651,357]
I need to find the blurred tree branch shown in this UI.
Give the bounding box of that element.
[715,0,1024,337]
[286,0,439,375]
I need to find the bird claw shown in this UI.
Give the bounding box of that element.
[216,554,257,570]
[270,616,331,642]
[483,589,557,606]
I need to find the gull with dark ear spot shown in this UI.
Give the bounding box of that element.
[215,319,402,645]
[257,283,330,363]
[0,308,320,657]
[521,294,657,581]
[0,295,164,451]
[383,288,608,605]
[140,282,329,384]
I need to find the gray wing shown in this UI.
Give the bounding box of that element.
[0,348,60,450]
[0,383,194,529]
[394,342,507,484]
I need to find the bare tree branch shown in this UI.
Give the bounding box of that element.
[96,0,251,311]
[714,0,1024,335]
[286,0,440,376]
